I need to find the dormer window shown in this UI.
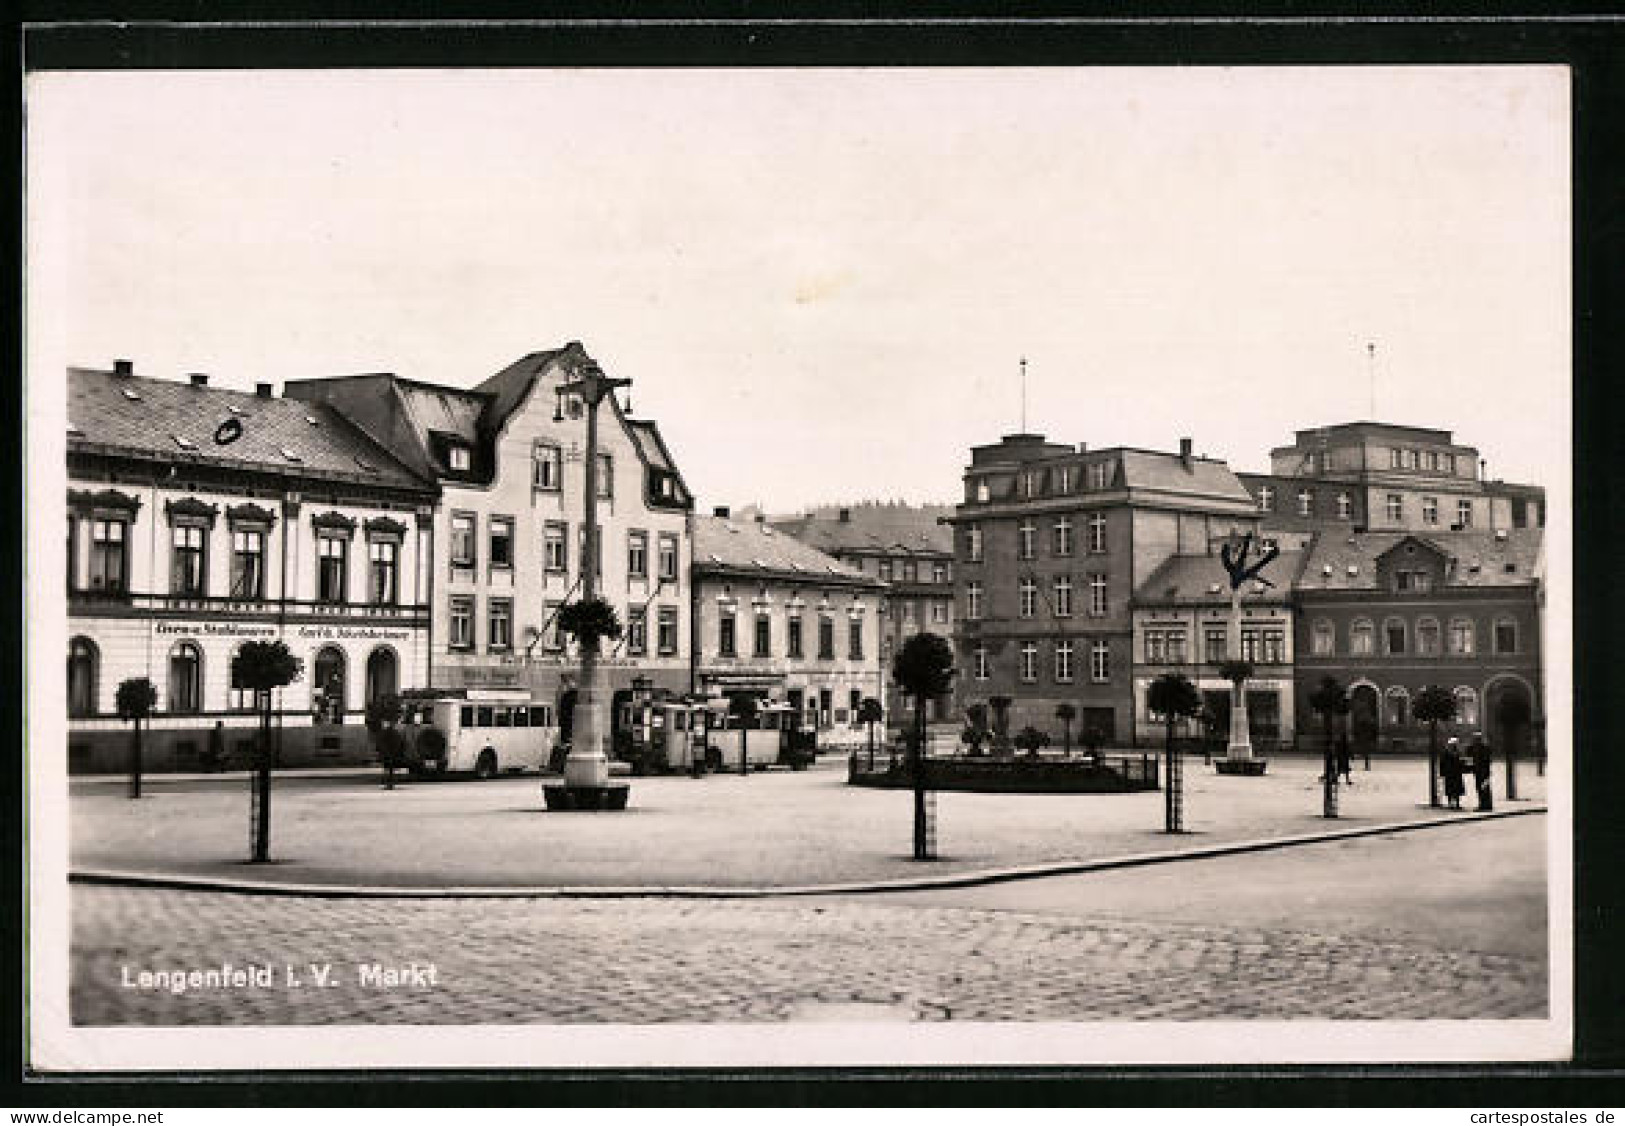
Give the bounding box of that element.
[448,444,471,472]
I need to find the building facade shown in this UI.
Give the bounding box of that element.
[691,511,885,745]
[66,363,438,771]
[772,502,955,725]
[948,433,1261,743]
[286,343,695,735]
[1292,528,1544,758]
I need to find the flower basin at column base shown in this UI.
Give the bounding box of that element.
[542,783,631,811]
[1214,759,1269,776]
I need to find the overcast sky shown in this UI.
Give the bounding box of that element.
[27,66,1568,512]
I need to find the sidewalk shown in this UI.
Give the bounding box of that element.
[70,754,1548,894]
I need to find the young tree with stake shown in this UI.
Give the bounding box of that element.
[893,632,955,861]
[1148,672,1202,833]
[115,677,157,800]
[1413,684,1459,810]
[232,640,304,863]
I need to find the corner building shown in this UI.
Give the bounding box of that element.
[66,363,437,771]
[949,434,1259,743]
[286,343,694,726]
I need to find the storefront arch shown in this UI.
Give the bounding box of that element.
[364,646,398,706]
[1348,680,1380,757]
[68,636,99,717]
[313,645,347,723]
[1483,674,1536,759]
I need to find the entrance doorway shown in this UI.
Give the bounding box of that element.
[1349,683,1379,758]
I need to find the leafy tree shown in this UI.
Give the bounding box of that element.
[857,696,885,756]
[233,640,305,862]
[557,598,623,653]
[1217,659,1255,686]
[365,691,405,790]
[115,677,157,800]
[1054,702,1077,756]
[1014,725,1050,758]
[893,632,955,860]
[1148,673,1202,833]
[728,691,760,777]
[1308,676,1351,818]
[1413,685,1458,810]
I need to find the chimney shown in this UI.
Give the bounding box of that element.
[255,383,274,398]
[112,359,133,377]
[838,507,851,523]
[1077,442,1087,454]
[713,505,730,519]
[755,513,766,524]
[189,373,209,388]
[1179,437,1193,467]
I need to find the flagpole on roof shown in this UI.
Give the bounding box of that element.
[1019,356,1028,433]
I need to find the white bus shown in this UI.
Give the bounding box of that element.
[399,690,559,779]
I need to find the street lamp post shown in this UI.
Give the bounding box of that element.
[545,360,632,811]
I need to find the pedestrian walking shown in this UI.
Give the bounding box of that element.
[1440,737,1466,810]
[1469,733,1494,812]
[1336,732,1354,786]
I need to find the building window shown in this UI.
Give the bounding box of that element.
[1057,466,1073,493]
[966,524,983,562]
[168,642,203,714]
[818,616,835,660]
[317,536,348,604]
[1494,617,1518,655]
[628,531,648,579]
[1090,461,1110,490]
[1054,575,1073,618]
[975,480,991,503]
[1205,626,1226,663]
[1390,448,1404,469]
[658,534,679,583]
[313,646,346,723]
[1422,497,1438,525]
[368,539,399,605]
[1455,686,1479,727]
[365,647,398,706]
[787,615,804,658]
[973,645,989,681]
[1449,617,1476,655]
[1018,520,1036,560]
[903,560,917,583]
[449,596,475,650]
[1167,630,1188,664]
[1386,686,1410,727]
[719,613,737,658]
[1048,641,1072,684]
[489,517,514,569]
[879,559,894,581]
[1018,577,1037,618]
[930,600,949,624]
[1297,488,1313,517]
[446,443,471,472]
[171,524,207,597]
[626,606,648,656]
[1395,569,1432,594]
[1090,641,1110,683]
[932,562,948,584]
[1384,618,1407,656]
[1054,517,1074,556]
[1417,617,1441,656]
[1350,619,1375,656]
[1257,486,1274,513]
[1337,493,1352,520]
[68,637,98,717]
[544,522,568,572]
[1241,627,1259,663]
[1087,514,1106,553]
[450,512,476,569]
[1386,494,1403,522]
[88,518,128,593]
[1020,643,1038,683]
[231,529,266,600]
[543,600,564,651]
[1088,573,1108,617]
[657,606,679,656]
[1312,619,1334,656]
[1457,499,1474,528]
[533,441,562,490]
[1260,628,1285,664]
[1406,449,1420,470]
[966,581,983,621]
[1146,630,1167,663]
[754,614,772,658]
[595,453,614,499]
[488,599,512,652]
[849,619,864,660]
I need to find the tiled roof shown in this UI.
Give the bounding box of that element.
[1117,450,1256,504]
[472,347,569,433]
[691,515,881,585]
[773,504,954,556]
[1135,550,1305,606]
[68,368,431,491]
[1295,529,1543,591]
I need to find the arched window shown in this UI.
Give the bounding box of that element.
[1454,686,1479,727]
[1311,619,1335,656]
[1383,617,1407,656]
[1385,685,1410,727]
[313,646,346,724]
[1416,616,1441,656]
[168,642,203,714]
[1449,617,1476,655]
[68,637,98,717]
[1493,616,1518,655]
[1350,618,1375,657]
[365,647,398,707]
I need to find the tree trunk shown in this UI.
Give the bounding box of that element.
[1427,722,1440,808]
[912,698,929,859]
[253,697,272,863]
[1163,718,1180,833]
[1322,716,1337,819]
[128,719,143,800]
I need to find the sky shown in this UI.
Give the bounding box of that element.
[27,66,1569,512]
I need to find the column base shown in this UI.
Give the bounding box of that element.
[542,782,631,811]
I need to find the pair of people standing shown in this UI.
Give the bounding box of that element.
[1441,735,1493,811]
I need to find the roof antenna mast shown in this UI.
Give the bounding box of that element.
[1366,341,1377,420]
[1019,356,1028,433]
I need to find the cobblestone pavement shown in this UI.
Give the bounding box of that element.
[71,883,1546,1025]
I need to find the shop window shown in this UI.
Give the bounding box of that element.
[168,642,203,714]
[68,637,98,717]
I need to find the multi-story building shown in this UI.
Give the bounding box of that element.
[1292,528,1544,758]
[772,502,955,724]
[691,510,885,741]
[948,433,1260,743]
[1131,549,1306,749]
[66,362,438,771]
[286,342,695,734]
[1239,422,1545,547]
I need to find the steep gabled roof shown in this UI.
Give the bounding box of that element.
[691,515,882,586]
[773,504,954,557]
